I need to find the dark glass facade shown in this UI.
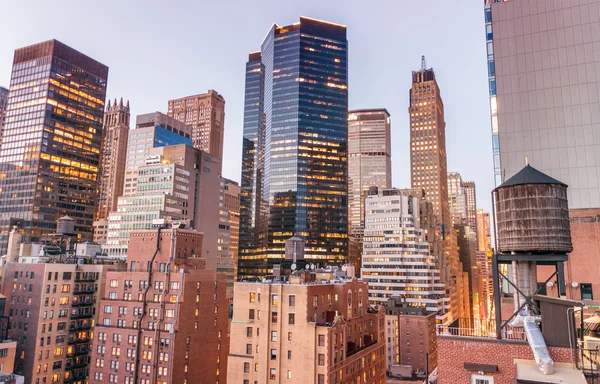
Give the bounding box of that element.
[239,17,348,278]
[0,40,108,255]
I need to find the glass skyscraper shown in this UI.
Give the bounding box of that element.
[0,40,108,255]
[239,17,349,278]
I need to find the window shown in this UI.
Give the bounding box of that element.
[318,353,325,366]
[289,295,295,307]
[246,327,252,338]
[471,375,493,384]
[249,293,256,303]
[581,283,593,300]
[270,368,276,380]
[272,312,278,323]
[271,331,277,342]
[270,349,277,360]
[249,309,255,320]
[243,362,250,373]
[318,374,325,384]
[287,370,292,379]
[318,335,325,346]
[110,280,118,288]
[288,350,292,360]
[287,332,292,341]
[271,294,278,305]
[288,313,295,325]
[246,344,252,355]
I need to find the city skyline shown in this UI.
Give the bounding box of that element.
[0,0,494,215]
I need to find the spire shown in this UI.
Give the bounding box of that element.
[126,100,130,109]
[119,97,123,107]
[421,55,427,71]
[107,99,111,109]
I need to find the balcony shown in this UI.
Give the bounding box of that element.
[436,318,525,341]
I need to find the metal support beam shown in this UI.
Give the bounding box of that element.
[557,262,566,297]
[492,253,502,339]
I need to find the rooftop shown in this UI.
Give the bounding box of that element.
[497,164,567,188]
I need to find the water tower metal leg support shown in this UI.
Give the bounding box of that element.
[556,262,566,297]
[492,253,502,339]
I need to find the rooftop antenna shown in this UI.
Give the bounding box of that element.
[421,55,427,71]
[525,156,529,166]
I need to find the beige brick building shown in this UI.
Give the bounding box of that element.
[228,271,386,384]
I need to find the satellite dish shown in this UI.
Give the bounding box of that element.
[310,264,315,270]
[305,264,310,270]
[291,263,297,271]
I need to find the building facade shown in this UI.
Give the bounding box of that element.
[4,262,110,384]
[167,90,225,163]
[95,99,130,222]
[239,17,349,279]
[0,86,8,150]
[89,227,229,384]
[476,209,491,253]
[222,179,241,283]
[384,299,437,378]
[484,0,600,301]
[361,188,447,319]
[227,272,386,384]
[0,40,108,256]
[447,172,468,226]
[463,181,477,238]
[347,109,392,274]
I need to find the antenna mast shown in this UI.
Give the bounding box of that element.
[421,55,427,71]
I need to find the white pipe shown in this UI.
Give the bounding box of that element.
[524,315,554,374]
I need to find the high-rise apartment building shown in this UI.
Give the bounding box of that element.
[217,177,236,298]
[0,40,108,256]
[222,179,241,282]
[95,98,130,221]
[347,109,392,273]
[227,269,386,384]
[484,0,600,300]
[239,17,349,278]
[447,172,468,226]
[167,90,225,163]
[361,188,447,319]
[4,261,110,384]
[89,226,229,384]
[0,86,8,150]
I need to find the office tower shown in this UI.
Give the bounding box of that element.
[455,224,478,319]
[476,209,491,252]
[447,172,468,225]
[222,178,240,281]
[95,98,130,221]
[123,112,192,196]
[463,181,478,241]
[484,0,600,301]
[104,144,221,263]
[227,268,386,384]
[89,226,229,384]
[167,90,226,163]
[409,56,448,228]
[0,86,8,150]
[0,40,108,256]
[217,177,236,298]
[238,17,349,279]
[361,188,447,319]
[4,261,109,384]
[347,109,392,274]
[385,298,437,377]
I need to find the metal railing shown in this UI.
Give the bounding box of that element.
[436,318,526,340]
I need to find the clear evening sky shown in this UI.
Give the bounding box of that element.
[0,0,494,213]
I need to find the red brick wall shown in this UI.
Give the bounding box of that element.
[437,337,575,384]
[538,208,600,301]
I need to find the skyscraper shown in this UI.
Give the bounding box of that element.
[347,109,391,273]
[239,17,349,278]
[484,0,600,300]
[464,180,478,240]
[409,57,466,320]
[0,86,8,150]
[167,90,225,164]
[0,40,108,256]
[409,57,449,229]
[95,98,130,221]
[222,178,240,282]
[476,209,491,253]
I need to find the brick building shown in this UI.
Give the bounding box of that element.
[89,226,229,384]
[227,269,386,384]
[3,262,110,384]
[384,298,437,379]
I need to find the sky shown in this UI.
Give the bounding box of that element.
[0,0,494,213]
